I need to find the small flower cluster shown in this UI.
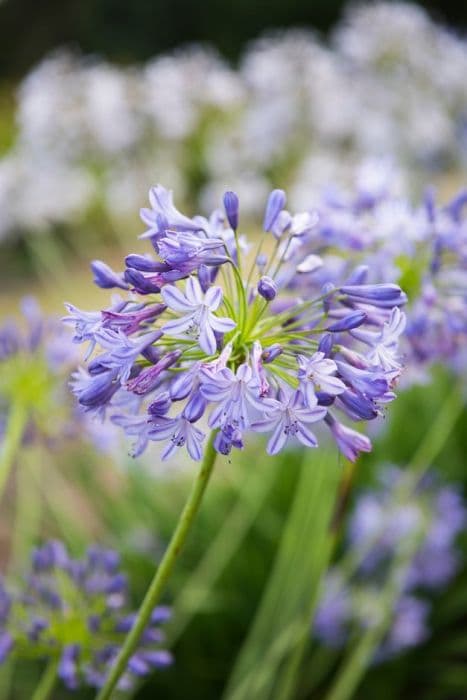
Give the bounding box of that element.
[292,173,467,382]
[66,185,407,462]
[0,298,80,445]
[0,541,172,691]
[314,467,466,658]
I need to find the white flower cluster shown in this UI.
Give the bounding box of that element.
[2,2,467,242]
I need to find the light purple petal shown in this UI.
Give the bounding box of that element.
[162,315,194,336]
[267,418,287,455]
[209,314,237,334]
[199,323,217,355]
[161,285,193,313]
[205,286,223,311]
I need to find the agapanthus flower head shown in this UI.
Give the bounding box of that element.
[314,467,466,659]
[66,184,407,462]
[0,541,172,691]
[0,298,83,446]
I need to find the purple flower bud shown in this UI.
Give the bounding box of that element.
[198,264,211,293]
[325,415,372,462]
[262,344,283,363]
[318,333,334,356]
[148,392,172,417]
[142,345,162,364]
[126,351,181,395]
[337,391,378,421]
[124,269,161,295]
[327,311,367,332]
[91,261,128,290]
[223,191,239,230]
[183,391,207,422]
[76,369,120,409]
[125,254,169,272]
[340,284,407,308]
[258,276,277,301]
[263,189,286,232]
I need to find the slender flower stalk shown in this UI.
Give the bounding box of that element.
[96,432,218,700]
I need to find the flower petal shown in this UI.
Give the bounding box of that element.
[161,285,193,312]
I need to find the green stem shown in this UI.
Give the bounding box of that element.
[31,658,59,700]
[96,432,219,700]
[0,402,28,503]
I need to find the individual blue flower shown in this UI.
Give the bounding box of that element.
[162,277,236,355]
[252,389,327,455]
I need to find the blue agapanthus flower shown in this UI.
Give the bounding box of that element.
[0,541,172,691]
[314,467,466,659]
[65,185,407,462]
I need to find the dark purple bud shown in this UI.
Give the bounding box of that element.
[78,370,120,408]
[125,254,170,272]
[263,189,286,232]
[91,261,128,290]
[223,191,239,230]
[148,392,172,417]
[124,268,161,295]
[327,311,367,332]
[340,284,407,308]
[318,333,334,356]
[316,392,335,406]
[198,264,211,293]
[337,391,378,421]
[126,351,181,395]
[104,573,127,595]
[183,391,207,422]
[262,344,283,364]
[257,276,277,301]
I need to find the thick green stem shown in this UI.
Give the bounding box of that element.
[96,432,218,700]
[31,658,59,700]
[0,402,28,503]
